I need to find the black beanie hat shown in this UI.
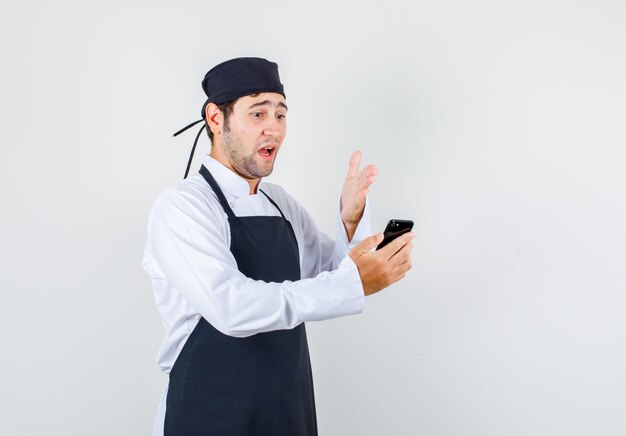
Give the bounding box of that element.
[200,57,285,117]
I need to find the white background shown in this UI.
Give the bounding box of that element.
[1,1,625,435]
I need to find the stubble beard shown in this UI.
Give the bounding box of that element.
[222,128,275,180]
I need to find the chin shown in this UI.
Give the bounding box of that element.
[256,159,275,176]
[240,163,274,180]
[258,167,274,178]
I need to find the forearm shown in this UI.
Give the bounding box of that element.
[147,201,365,338]
[333,196,372,265]
[152,248,364,338]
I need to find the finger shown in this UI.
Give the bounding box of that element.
[393,259,412,277]
[357,166,377,186]
[380,232,415,260]
[347,150,362,179]
[390,257,413,280]
[360,164,378,178]
[359,175,377,190]
[389,242,413,266]
[387,270,408,287]
[352,232,384,255]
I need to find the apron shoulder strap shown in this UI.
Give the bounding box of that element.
[199,165,288,221]
[259,189,287,220]
[199,165,236,220]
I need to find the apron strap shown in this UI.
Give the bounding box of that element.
[199,165,236,219]
[259,189,287,220]
[199,165,289,221]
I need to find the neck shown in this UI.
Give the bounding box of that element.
[246,178,261,195]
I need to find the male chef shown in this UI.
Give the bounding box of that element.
[143,57,414,436]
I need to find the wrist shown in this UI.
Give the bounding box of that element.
[341,218,357,242]
[341,208,363,227]
[341,213,358,226]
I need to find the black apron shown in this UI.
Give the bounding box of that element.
[164,165,318,436]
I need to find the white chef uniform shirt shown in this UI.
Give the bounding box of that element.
[143,155,371,435]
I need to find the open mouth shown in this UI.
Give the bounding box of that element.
[258,146,276,160]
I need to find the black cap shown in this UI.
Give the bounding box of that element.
[200,57,285,118]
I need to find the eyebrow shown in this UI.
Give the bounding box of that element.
[247,100,288,111]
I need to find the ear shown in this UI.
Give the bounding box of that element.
[205,102,223,136]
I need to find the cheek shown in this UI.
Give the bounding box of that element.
[228,116,247,132]
[242,131,263,150]
[230,120,260,141]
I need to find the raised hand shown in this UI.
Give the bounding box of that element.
[340,151,378,240]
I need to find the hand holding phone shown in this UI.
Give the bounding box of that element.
[376,219,414,250]
[349,221,415,296]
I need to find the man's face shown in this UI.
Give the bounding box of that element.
[220,92,287,181]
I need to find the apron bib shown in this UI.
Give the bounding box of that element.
[164,165,317,436]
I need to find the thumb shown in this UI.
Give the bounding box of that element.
[354,232,384,255]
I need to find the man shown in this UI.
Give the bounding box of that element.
[143,57,414,436]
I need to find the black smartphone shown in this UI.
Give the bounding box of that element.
[376,219,414,250]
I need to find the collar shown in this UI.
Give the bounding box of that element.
[201,155,255,199]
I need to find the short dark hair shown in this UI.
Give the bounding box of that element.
[206,99,238,143]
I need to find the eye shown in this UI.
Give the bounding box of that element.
[251,112,263,118]
[276,114,286,120]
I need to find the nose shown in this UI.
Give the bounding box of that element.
[262,114,283,137]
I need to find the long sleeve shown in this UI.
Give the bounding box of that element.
[287,189,372,279]
[144,187,365,340]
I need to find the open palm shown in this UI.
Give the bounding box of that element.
[340,150,378,237]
